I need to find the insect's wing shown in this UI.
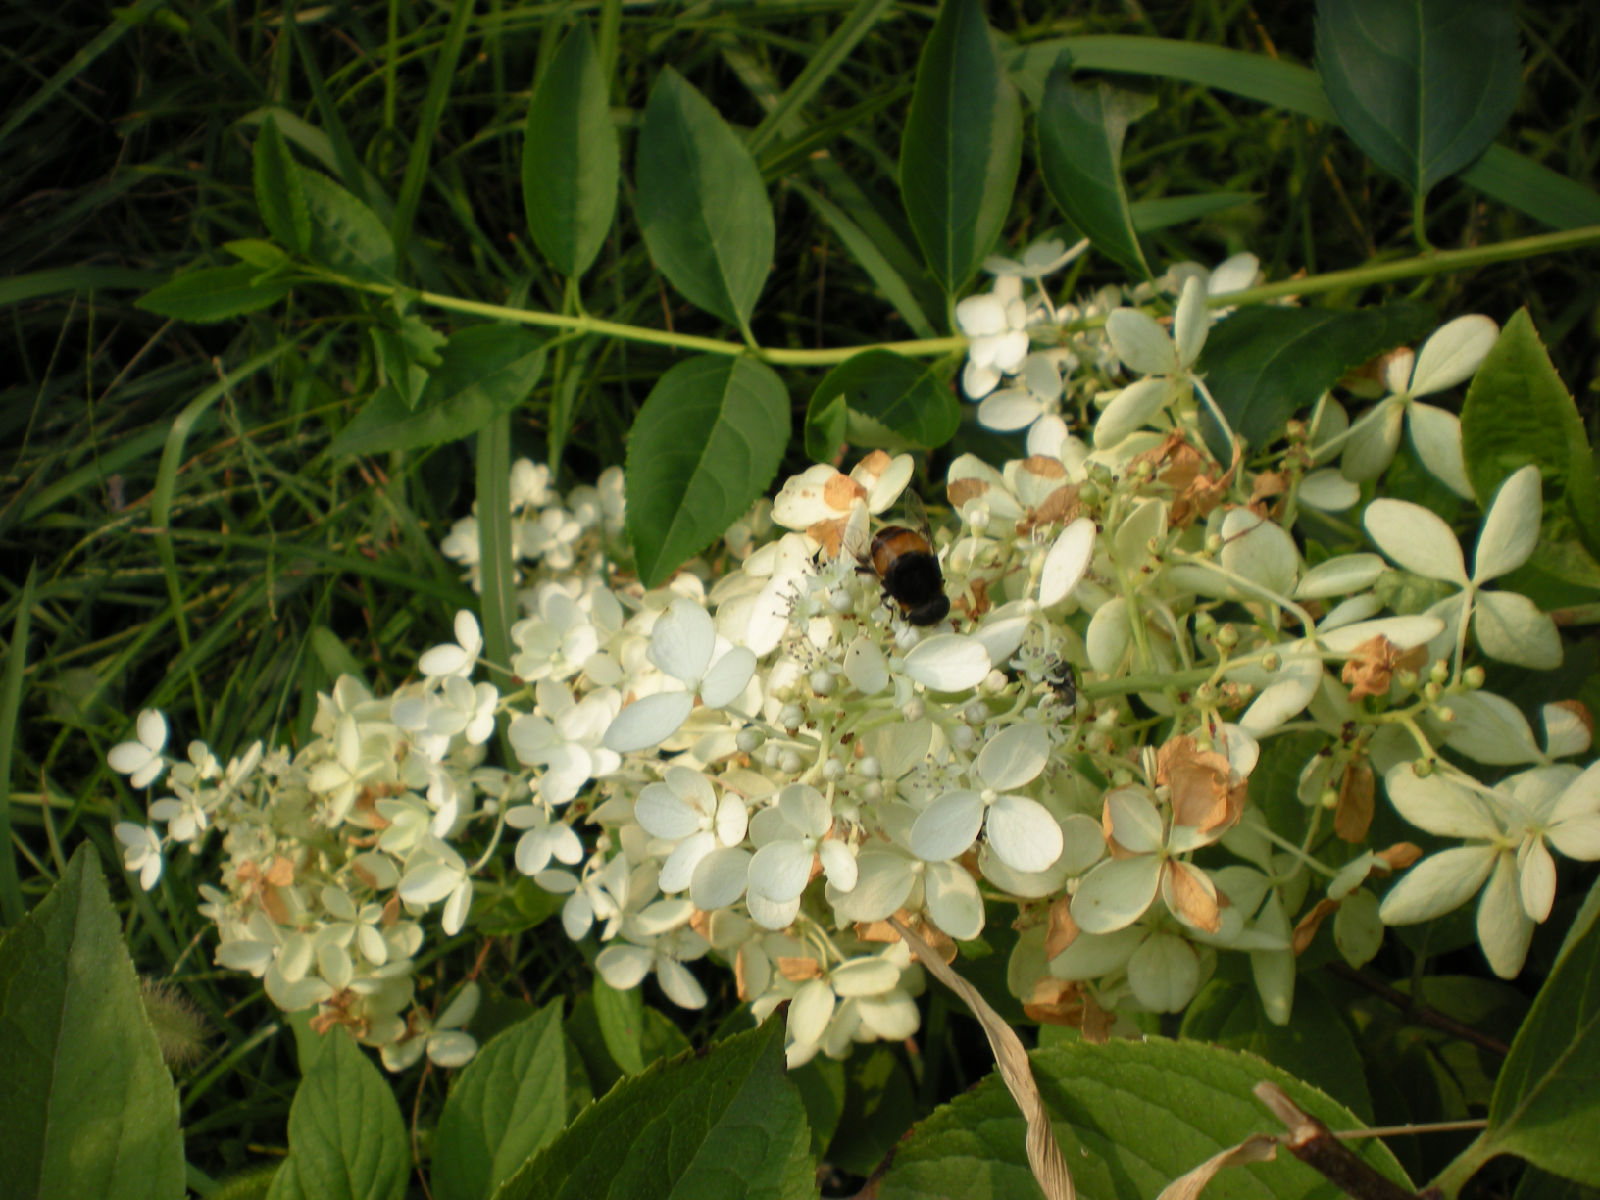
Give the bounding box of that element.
[902,488,932,538]
[839,504,871,563]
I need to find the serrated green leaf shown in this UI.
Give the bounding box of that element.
[254,114,311,254]
[522,26,618,278]
[593,976,645,1076]
[490,1018,813,1200]
[1199,303,1437,455]
[226,239,291,268]
[432,1002,567,1200]
[1181,977,1374,1120]
[329,325,544,457]
[805,349,959,461]
[1315,0,1521,196]
[1460,308,1590,505]
[0,845,185,1200]
[264,1029,407,1200]
[635,68,773,328]
[880,1037,1411,1200]
[135,264,293,323]
[1477,875,1600,1186]
[899,0,1021,293]
[1037,67,1153,275]
[301,170,396,283]
[625,355,789,588]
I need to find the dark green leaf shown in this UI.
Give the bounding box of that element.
[804,349,959,461]
[0,845,185,1200]
[789,1058,846,1162]
[136,264,293,323]
[625,355,789,588]
[226,239,291,269]
[329,325,545,457]
[1037,67,1153,274]
[564,992,624,1098]
[254,114,311,254]
[880,1038,1411,1200]
[1130,191,1259,231]
[899,0,1021,293]
[1199,303,1437,455]
[635,68,773,328]
[1479,876,1600,1186]
[432,1002,567,1200]
[302,170,396,283]
[522,26,618,277]
[264,1029,407,1200]
[1315,0,1521,195]
[826,1044,917,1176]
[593,976,645,1076]
[1460,308,1590,505]
[1181,977,1374,1120]
[489,1019,813,1200]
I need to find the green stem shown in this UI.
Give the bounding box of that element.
[1427,1132,1495,1199]
[321,223,1600,367]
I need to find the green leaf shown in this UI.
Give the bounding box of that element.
[1130,191,1259,231]
[899,0,1021,293]
[789,1057,846,1162]
[254,113,311,254]
[225,239,291,269]
[489,1018,813,1200]
[1314,0,1522,196]
[593,976,646,1076]
[826,1044,918,1176]
[625,355,789,588]
[1199,302,1437,455]
[0,845,185,1200]
[1037,67,1154,275]
[1181,977,1374,1121]
[805,349,958,461]
[1460,308,1590,505]
[635,68,773,329]
[1008,35,1600,232]
[522,25,619,277]
[264,1029,407,1200]
[432,1001,567,1200]
[135,264,293,323]
[1477,875,1600,1186]
[301,169,396,283]
[329,325,545,456]
[880,1037,1411,1200]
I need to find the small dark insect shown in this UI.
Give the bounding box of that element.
[1045,656,1077,709]
[870,524,950,625]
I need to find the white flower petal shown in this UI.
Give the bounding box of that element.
[832,957,900,998]
[975,724,1050,791]
[1473,465,1542,582]
[1341,401,1404,481]
[1104,787,1163,854]
[748,839,815,903]
[1474,592,1562,671]
[843,636,889,695]
[1385,765,1502,838]
[656,958,708,1010]
[399,862,462,905]
[1127,932,1201,1012]
[1093,377,1172,448]
[603,692,694,752]
[635,782,702,840]
[1173,277,1209,367]
[1410,315,1497,395]
[1296,554,1385,600]
[924,861,984,940]
[1107,307,1177,376]
[900,634,990,692]
[909,790,985,862]
[1378,845,1496,924]
[1318,615,1444,654]
[700,646,756,708]
[829,851,915,922]
[649,597,716,683]
[1070,856,1163,933]
[1477,854,1533,978]
[1364,498,1468,583]
[1407,404,1474,500]
[427,1031,478,1069]
[659,831,715,894]
[690,846,751,911]
[818,840,857,892]
[746,886,801,930]
[1518,839,1557,922]
[1039,518,1096,607]
[789,978,836,1046]
[1297,469,1361,513]
[984,795,1062,874]
[1438,693,1543,767]
[1048,926,1144,979]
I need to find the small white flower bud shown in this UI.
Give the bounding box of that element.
[736,727,765,753]
[950,725,976,752]
[1425,683,1443,704]
[981,670,1008,694]
[894,626,920,653]
[1215,624,1239,649]
[822,757,844,782]
[809,669,836,696]
[903,699,925,721]
[860,781,883,802]
[1204,532,1223,555]
[778,749,803,775]
[858,756,881,778]
[963,701,987,724]
[1462,665,1485,689]
[762,743,783,768]
[829,588,854,613]
[778,703,805,729]
[1261,652,1280,672]
[1429,659,1450,686]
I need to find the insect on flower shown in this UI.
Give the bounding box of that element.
[864,491,949,626]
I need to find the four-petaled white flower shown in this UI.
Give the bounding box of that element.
[1364,464,1561,670]
[115,822,164,890]
[109,709,169,788]
[746,784,857,929]
[635,766,751,911]
[909,724,1062,873]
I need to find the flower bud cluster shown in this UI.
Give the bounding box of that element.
[110,265,1600,1071]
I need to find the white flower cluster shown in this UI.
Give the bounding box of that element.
[110,281,1600,1072]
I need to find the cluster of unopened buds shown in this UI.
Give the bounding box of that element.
[111,252,1600,1071]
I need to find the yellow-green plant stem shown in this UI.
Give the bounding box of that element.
[329,223,1600,368]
